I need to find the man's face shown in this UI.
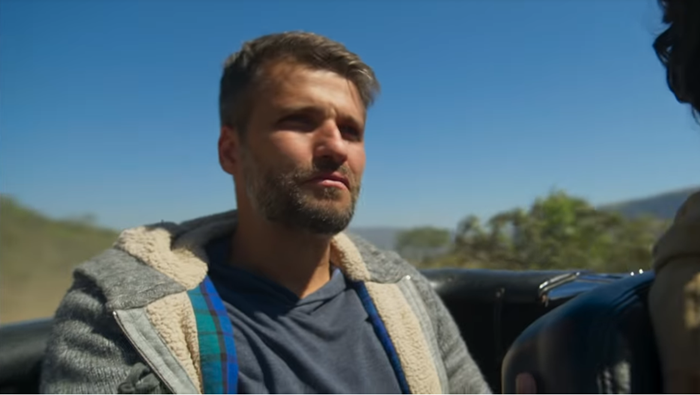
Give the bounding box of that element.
[220,62,367,235]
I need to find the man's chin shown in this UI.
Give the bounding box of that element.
[302,195,353,212]
[293,200,355,235]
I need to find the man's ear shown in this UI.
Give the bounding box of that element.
[218,125,241,176]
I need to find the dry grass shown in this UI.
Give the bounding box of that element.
[0,196,118,323]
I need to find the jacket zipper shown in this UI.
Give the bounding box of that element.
[112,311,179,394]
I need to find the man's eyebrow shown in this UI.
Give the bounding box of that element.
[276,104,325,114]
[275,104,337,120]
[274,103,365,126]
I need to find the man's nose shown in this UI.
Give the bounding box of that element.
[313,121,348,164]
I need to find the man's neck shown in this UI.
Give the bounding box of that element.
[230,211,334,298]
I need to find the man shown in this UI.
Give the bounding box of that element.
[648,0,700,393]
[39,31,491,394]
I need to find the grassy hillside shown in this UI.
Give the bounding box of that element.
[0,196,118,323]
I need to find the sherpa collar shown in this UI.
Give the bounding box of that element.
[113,210,372,291]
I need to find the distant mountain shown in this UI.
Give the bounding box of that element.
[347,226,404,251]
[601,187,699,220]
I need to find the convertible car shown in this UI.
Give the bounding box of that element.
[0,268,660,394]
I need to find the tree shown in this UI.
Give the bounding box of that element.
[421,190,670,272]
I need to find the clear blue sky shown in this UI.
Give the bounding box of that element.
[1,0,699,231]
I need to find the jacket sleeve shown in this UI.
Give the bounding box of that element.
[39,271,164,394]
[411,271,492,394]
[649,191,700,393]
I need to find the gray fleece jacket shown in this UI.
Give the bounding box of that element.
[39,210,491,394]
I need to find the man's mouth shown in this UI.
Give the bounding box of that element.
[306,172,350,190]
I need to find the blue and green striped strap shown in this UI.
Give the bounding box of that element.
[187,276,239,394]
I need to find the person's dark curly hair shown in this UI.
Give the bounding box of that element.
[653,0,700,120]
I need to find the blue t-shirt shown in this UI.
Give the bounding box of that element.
[206,237,402,394]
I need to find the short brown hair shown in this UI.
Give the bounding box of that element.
[219,31,381,131]
[653,0,700,121]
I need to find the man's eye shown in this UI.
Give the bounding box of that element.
[277,114,317,132]
[340,125,361,139]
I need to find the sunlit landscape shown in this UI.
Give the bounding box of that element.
[2,185,695,323]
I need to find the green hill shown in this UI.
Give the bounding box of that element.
[0,196,119,323]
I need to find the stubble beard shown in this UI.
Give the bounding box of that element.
[242,149,360,236]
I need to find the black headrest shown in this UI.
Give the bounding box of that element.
[501,271,662,393]
[0,318,52,394]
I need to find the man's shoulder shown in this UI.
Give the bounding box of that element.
[344,232,423,284]
[72,247,185,310]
